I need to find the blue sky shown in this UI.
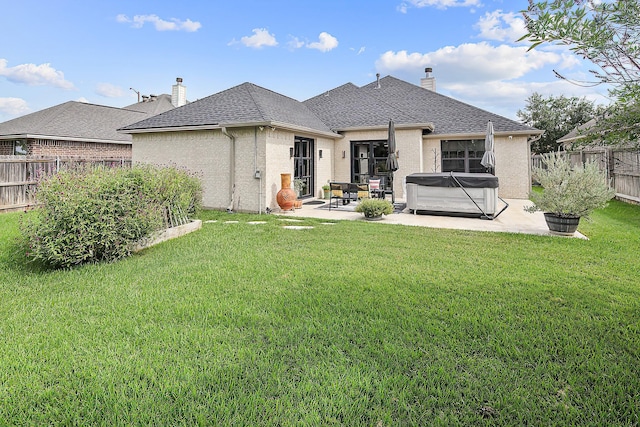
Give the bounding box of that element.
[0,0,611,122]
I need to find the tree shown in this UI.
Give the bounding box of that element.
[521,0,640,147]
[517,92,601,153]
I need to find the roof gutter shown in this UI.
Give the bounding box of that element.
[422,129,544,140]
[335,123,435,132]
[0,134,132,144]
[119,121,342,139]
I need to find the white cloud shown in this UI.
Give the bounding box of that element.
[376,43,561,83]
[235,28,278,48]
[0,97,30,116]
[307,32,338,52]
[351,46,366,55]
[374,42,606,119]
[95,83,125,98]
[287,36,305,50]
[0,59,75,89]
[76,97,90,103]
[398,0,481,12]
[117,14,201,32]
[475,10,527,43]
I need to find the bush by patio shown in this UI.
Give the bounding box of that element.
[20,164,202,268]
[355,198,394,219]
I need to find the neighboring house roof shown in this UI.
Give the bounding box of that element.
[121,82,335,135]
[305,76,538,135]
[123,94,175,115]
[0,97,175,144]
[557,118,597,145]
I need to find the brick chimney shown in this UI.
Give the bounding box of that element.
[171,77,187,107]
[420,67,436,92]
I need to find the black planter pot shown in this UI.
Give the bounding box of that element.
[544,213,580,234]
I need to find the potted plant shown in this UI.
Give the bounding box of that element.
[322,184,330,199]
[525,152,615,234]
[293,178,305,198]
[355,198,394,220]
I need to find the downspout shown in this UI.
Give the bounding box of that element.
[254,126,262,214]
[221,127,236,212]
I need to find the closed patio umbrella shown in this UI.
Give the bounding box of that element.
[481,120,495,173]
[386,119,398,203]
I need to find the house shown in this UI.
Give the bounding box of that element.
[0,78,187,159]
[120,74,541,213]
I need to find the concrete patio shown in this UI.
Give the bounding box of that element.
[277,198,587,239]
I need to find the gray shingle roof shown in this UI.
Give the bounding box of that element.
[0,99,174,142]
[121,82,334,134]
[119,76,538,137]
[123,94,175,115]
[306,76,537,135]
[303,82,426,129]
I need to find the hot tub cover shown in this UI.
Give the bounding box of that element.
[406,172,499,189]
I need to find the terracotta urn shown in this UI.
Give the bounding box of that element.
[276,173,296,211]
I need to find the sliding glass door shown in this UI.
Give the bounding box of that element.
[294,136,314,198]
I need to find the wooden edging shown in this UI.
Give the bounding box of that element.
[133,219,202,252]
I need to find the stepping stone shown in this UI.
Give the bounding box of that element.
[282,226,314,230]
[204,220,218,223]
[224,221,239,224]
[279,218,304,222]
[320,222,336,225]
[247,221,267,225]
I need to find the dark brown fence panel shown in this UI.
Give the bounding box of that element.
[0,156,130,212]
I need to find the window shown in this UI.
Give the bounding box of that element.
[441,139,485,173]
[13,140,28,155]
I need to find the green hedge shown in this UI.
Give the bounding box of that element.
[20,164,202,268]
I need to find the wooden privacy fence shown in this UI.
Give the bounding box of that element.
[0,156,131,212]
[532,148,640,204]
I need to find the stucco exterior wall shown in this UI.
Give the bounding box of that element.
[314,136,334,198]
[337,129,423,199]
[264,130,335,207]
[228,127,266,213]
[494,135,531,199]
[133,127,337,213]
[265,129,295,211]
[132,130,232,210]
[423,135,531,199]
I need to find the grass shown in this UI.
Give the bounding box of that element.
[0,201,639,426]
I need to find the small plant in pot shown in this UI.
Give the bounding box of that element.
[293,178,306,198]
[322,184,331,199]
[355,198,394,220]
[525,152,615,234]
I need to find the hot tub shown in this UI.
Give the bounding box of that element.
[406,172,500,217]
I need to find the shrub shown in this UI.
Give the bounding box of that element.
[20,164,202,268]
[525,152,615,218]
[355,198,394,218]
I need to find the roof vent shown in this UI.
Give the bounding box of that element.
[376,73,381,89]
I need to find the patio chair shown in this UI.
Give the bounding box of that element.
[368,178,383,199]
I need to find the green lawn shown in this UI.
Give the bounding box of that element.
[0,201,638,426]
